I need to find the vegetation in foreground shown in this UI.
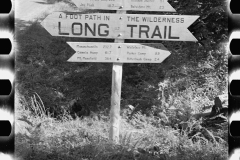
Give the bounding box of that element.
[15,92,228,160]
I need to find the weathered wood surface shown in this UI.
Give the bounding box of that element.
[71,0,176,12]
[109,10,125,143]
[41,12,199,41]
[67,42,171,63]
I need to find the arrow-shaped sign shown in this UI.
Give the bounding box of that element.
[71,0,176,12]
[67,42,171,63]
[41,12,199,41]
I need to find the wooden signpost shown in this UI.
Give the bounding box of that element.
[41,0,199,143]
[71,0,176,12]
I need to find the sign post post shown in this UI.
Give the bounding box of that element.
[109,10,125,143]
[110,62,122,143]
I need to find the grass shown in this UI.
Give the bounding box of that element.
[15,1,228,160]
[15,91,228,160]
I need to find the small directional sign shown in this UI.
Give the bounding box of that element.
[67,42,171,63]
[71,0,176,12]
[41,12,199,41]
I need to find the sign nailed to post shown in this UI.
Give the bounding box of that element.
[67,42,171,63]
[71,0,176,12]
[41,12,199,41]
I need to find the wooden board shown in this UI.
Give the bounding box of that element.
[41,12,199,41]
[71,0,176,12]
[67,42,171,63]
[122,14,199,41]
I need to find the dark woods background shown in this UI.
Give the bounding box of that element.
[15,0,228,122]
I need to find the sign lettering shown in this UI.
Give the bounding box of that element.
[41,12,199,41]
[67,42,171,63]
[71,0,176,12]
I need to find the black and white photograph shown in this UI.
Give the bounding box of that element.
[13,0,229,159]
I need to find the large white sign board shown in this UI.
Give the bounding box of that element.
[67,42,171,63]
[41,12,199,41]
[71,0,176,12]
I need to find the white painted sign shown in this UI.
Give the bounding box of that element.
[67,42,171,63]
[41,12,199,41]
[71,0,176,12]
